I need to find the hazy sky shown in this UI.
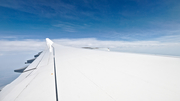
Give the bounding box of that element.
[0,0,180,89]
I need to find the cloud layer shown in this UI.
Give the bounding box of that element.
[0,35,180,56]
[53,38,180,57]
[0,39,45,52]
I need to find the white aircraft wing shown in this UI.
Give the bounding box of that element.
[0,38,180,101]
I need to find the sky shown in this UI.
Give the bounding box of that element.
[0,0,180,89]
[0,0,180,40]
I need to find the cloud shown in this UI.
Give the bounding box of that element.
[0,34,180,57]
[53,36,180,57]
[53,23,77,32]
[0,39,46,52]
[154,34,180,42]
[53,21,90,32]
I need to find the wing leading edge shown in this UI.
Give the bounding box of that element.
[0,38,180,101]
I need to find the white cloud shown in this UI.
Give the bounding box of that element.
[53,37,180,57]
[0,39,46,52]
[154,34,180,42]
[0,34,180,57]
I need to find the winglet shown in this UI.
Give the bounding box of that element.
[46,38,53,52]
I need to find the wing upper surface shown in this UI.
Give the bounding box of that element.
[53,43,180,101]
[1,39,180,101]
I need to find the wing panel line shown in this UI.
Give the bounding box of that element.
[52,46,59,101]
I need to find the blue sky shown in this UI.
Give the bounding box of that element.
[0,0,180,40]
[0,0,180,89]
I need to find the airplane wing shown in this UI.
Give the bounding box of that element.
[0,38,180,101]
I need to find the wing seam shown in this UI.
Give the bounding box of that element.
[52,46,59,101]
